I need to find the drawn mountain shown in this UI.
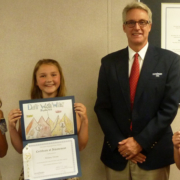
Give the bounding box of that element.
[46,117,54,131]
[37,116,51,138]
[59,114,74,134]
[51,115,62,136]
[26,118,39,139]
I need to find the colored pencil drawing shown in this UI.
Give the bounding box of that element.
[26,114,74,140]
[22,99,74,140]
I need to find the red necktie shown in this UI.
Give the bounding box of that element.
[129,53,140,130]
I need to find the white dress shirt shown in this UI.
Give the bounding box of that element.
[128,43,149,77]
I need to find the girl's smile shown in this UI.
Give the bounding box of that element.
[36,64,61,98]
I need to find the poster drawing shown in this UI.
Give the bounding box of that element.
[22,99,74,140]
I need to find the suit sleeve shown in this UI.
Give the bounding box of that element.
[134,54,180,153]
[94,58,125,151]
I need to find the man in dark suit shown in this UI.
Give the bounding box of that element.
[94,2,180,180]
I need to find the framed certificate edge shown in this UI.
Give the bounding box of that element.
[161,3,180,50]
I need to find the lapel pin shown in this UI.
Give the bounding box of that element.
[152,73,162,77]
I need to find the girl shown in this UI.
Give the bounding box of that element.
[172,131,180,170]
[0,99,8,180]
[8,59,88,180]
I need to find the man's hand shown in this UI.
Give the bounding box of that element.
[118,137,142,159]
[130,153,146,164]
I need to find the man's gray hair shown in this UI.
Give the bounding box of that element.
[122,2,152,23]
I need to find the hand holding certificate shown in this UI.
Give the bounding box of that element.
[20,96,81,180]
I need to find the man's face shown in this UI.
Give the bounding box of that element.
[123,8,152,51]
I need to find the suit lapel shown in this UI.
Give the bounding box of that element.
[134,45,159,105]
[114,48,131,111]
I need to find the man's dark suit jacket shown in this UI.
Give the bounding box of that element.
[94,44,180,171]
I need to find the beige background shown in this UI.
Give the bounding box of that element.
[0,0,180,179]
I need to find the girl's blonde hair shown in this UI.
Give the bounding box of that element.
[0,99,2,108]
[31,59,66,99]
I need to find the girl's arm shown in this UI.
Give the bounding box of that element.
[173,131,180,169]
[74,103,88,151]
[8,109,23,154]
[0,110,8,157]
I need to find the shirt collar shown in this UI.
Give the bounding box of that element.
[128,42,149,61]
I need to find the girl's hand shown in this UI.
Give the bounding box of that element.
[74,103,88,122]
[172,131,180,149]
[8,109,22,130]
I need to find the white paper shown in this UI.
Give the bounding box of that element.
[22,99,74,140]
[161,3,180,55]
[23,138,78,180]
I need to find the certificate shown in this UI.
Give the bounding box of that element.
[161,3,180,55]
[20,96,81,180]
[23,137,79,180]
